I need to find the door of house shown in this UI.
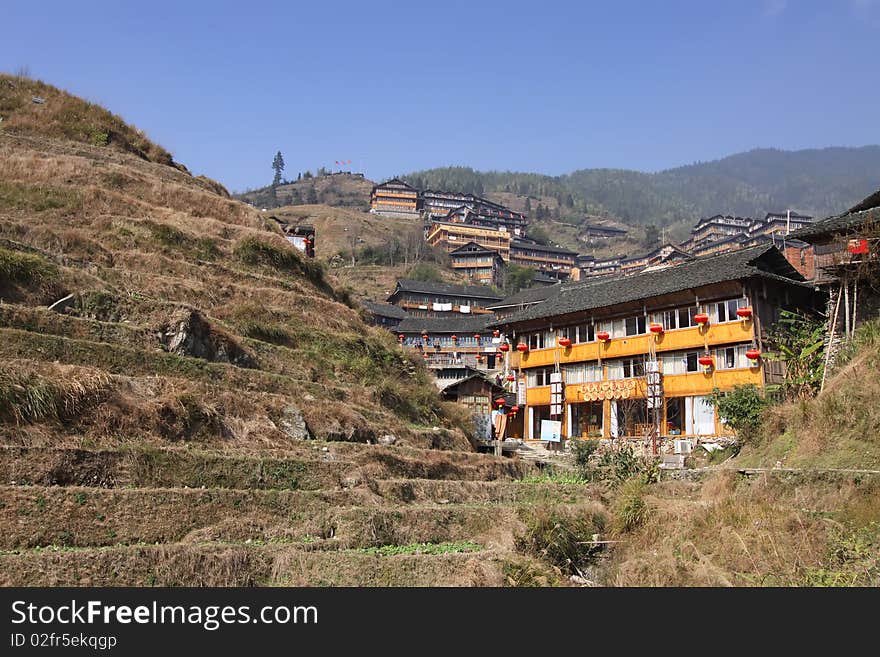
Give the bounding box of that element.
[686,395,716,435]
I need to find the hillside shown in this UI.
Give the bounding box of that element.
[261,203,469,300]
[0,74,609,587]
[235,173,374,211]
[604,324,880,586]
[404,147,880,229]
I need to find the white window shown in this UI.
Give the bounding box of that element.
[714,298,747,323]
[625,316,647,336]
[563,363,600,383]
[621,357,645,379]
[528,333,544,350]
[527,367,553,387]
[677,307,698,328]
[715,345,748,369]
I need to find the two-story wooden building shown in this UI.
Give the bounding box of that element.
[369,178,420,217]
[426,221,512,261]
[791,188,880,337]
[449,241,506,288]
[491,245,821,443]
[386,279,502,317]
[509,240,578,281]
[394,315,502,369]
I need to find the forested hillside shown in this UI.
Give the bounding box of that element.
[403,146,880,228]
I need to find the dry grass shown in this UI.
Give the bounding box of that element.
[735,319,880,470]
[0,74,178,168]
[606,473,880,586]
[0,360,110,424]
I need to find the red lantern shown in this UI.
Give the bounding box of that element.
[649,323,663,334]
[510,405,519,413]
[499,343,510,352]
[694,313,709,325]
[476,354,483,362]
[506,374,515,382]
[736,307,753,319]
[495,397,506,407]
[558,337,572,347]
[398,334,404,341]
[473,334,481,340]
[421,332,429,340]
[746,349,761,360]
[596,331,610,341]
[516,343,529,352]
[493,329,500,337]
[849,238,869,255]
[698,355,714,367]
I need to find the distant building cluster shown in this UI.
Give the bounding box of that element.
[370,179,819,287]
[577,211,818,281]
[371,179,590,282]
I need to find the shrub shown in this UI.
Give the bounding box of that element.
[707,385,771,443]
[234,236,331,294]
[516,506,606,575]
[571,438,599,470]
[0,181,80,212]
[612,477,649,534]
[0,365,111,424]
[0,247,58,285]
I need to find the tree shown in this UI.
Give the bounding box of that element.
[707,385,770,443]
[524,197,532,214]
[765,309,826,400]
[306,186,318,204]
[504,265,536,294]
[407,262,443,283]
[272,151,285,187]
[643,224,660,249]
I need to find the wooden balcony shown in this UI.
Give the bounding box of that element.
[512,321,755,369]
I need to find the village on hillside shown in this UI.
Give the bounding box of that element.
[357,177,878,460]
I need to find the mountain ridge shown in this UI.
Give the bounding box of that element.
[401,145,880,227]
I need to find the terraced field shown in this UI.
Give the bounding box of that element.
[0,441,615,585]
[0,75,608,586]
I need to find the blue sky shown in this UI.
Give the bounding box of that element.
[3,0,879,191]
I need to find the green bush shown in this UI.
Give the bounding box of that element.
[571,438,599,470]
[707,385,770,443]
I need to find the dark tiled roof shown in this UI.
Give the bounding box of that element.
[511,240,578,256]
[486,283,562,309]
[449,241,502,257]
[390,279,503,300]
[849,188,880,214]
[441,373,505,396]
[494,245,808,327]
[531,272,560,284]
[791,189,880,240]
[373,178,416,191]
[396,315,494,334]
[361,301,407,319]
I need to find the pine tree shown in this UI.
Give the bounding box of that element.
[524,197,532,213]
[272,151,285,187]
